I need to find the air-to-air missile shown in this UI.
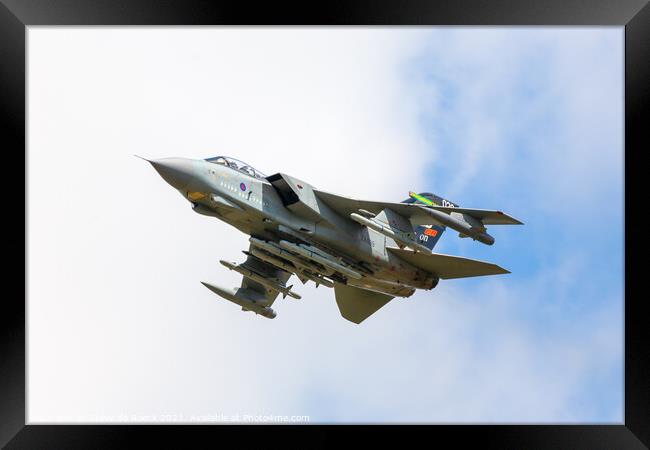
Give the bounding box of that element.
[408,191,495,246]
[349,212,431,253]
[200,281,277,318]
[278,240,362,280]
[419,206,495,245]
[219,260,302,300]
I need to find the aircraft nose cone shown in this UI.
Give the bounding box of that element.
[149,158,194,190]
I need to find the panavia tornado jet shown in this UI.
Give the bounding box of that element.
[143,155,522,324]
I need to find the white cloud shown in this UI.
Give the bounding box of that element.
[287,269,622,423]
[412,28,623,217]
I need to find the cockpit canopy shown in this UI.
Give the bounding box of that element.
[205,156,267,180]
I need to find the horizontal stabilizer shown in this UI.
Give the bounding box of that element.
[388,247,510,279]
[334,283,394,324]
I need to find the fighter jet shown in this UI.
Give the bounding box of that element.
[143,155,522,324]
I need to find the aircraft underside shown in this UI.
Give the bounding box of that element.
[145,155,522,324]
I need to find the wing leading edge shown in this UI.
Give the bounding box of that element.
[313,189,522,227]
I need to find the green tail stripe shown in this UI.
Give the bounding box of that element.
[408,191,437,206]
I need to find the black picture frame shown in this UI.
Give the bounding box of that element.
[2,0,648,447]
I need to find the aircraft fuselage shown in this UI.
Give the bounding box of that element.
[151,157,436,297]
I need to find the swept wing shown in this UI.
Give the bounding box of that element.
[314,189,522,226]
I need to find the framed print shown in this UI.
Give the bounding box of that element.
[3,0,648,447]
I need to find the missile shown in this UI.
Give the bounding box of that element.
[278,240,362,280]
[249,237,326,274]
[298,270,334,288]
[200,281,276,318]
[357,209,376,218]
[273,227,374,276]
[349,213,431,253]
[418,206,495,246]
[220,260,301,299]
[245,248,297,274]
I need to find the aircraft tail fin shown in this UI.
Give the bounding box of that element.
[334,283,394,324]
[401,192,457,250]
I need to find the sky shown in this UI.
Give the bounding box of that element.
[27,27,623,423]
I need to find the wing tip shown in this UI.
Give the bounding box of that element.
[497,211,524,225]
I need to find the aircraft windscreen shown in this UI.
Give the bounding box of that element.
[205,156,267,180]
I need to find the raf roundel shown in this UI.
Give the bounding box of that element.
[240,182,246,191]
